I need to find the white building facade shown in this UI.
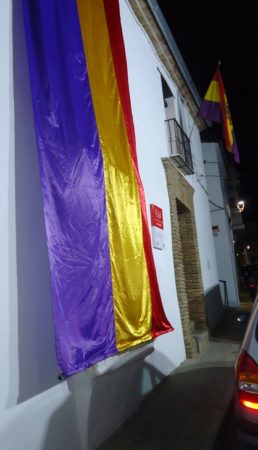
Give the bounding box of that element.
[203,142,240,307]
[0,1,222,449]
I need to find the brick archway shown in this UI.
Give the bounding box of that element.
[162,158,207,357]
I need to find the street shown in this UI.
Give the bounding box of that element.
[213,398,240,449]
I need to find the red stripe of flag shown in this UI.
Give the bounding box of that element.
[215,68,231,151]
[103,0,173,337]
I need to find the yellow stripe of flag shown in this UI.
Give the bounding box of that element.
[77,0,152,350]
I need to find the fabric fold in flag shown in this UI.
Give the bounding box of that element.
[102,0,173,338]
[23,0,173,377]
[198,66,240,163]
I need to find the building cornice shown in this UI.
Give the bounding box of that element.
[127,0,206,131]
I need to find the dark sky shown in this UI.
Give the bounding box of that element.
[157,1,258,221]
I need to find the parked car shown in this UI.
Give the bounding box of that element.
[235,294,258,449]
[247,270,258,302]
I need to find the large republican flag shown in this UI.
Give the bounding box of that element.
[22,0,173,377]
[198,66,240,163]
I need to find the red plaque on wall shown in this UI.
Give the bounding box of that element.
[150,204,164,250]
[150,204,163,229]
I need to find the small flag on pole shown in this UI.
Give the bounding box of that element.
[198,66,240,163]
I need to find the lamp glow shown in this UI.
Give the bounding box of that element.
[236,200,245,213]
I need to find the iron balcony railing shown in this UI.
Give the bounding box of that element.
[165,118,194,175]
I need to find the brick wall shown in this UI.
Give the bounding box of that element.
[162,158,207,357]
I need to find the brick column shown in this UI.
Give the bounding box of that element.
[162,158,207,357]
[178,205,207,330]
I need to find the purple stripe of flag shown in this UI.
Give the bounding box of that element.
[198,100,240,163]
[197,99,222,123]
[232,131,240,163]
[23,0,117,376]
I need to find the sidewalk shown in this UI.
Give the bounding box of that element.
[97,304,250,450]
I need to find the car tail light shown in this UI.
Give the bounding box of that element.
[237,351,258,410]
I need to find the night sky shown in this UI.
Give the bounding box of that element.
[157,1,258,222]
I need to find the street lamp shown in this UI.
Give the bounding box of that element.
[236,200,245,213]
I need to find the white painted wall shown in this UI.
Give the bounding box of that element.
[121,1,219,301]
[0,0,13,413]
[0,0,221,449]
[189,128,220,291]
[121,0,186,374]
[203,143,239,306]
